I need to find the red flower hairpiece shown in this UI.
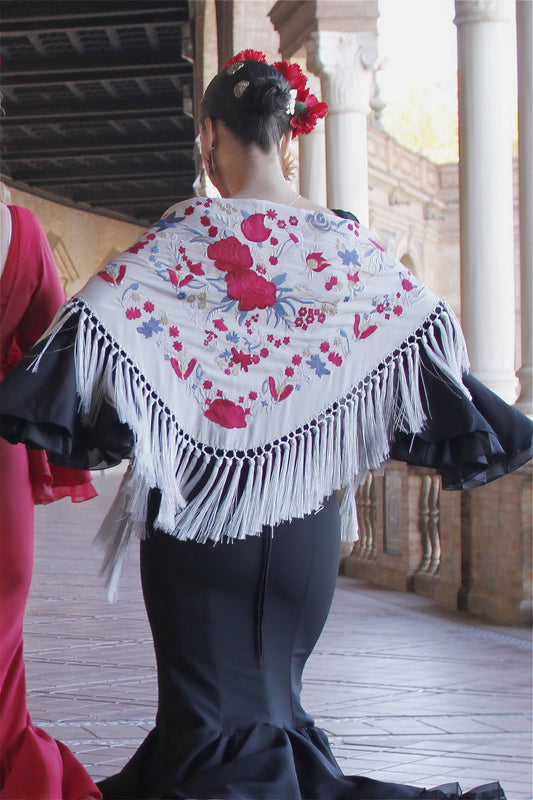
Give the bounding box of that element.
[223,51,328,137]
[224,50,267,67]
[272,59,328,138]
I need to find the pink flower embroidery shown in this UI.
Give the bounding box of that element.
[203,380,213,389]
[226,270,277,312]
[205,398,247,429]
[126,307,142,319]
[169,326,179,337]
[144,301,155,313]
[241,214,271,242]
[99,264,127,285]
[306,252,329,272]
[354,313,377,340]
[268,377,294,402]
[170,357,196,379]
[394,305,403,316]
[231,348,254,372]
[402,278,414,291]
[213,318,228,332]
[207,237,253,272]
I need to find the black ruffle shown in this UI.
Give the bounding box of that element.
[0,312,530,489]
[0,314,133,470]
[97,722,505,799]
[390,358,533,489]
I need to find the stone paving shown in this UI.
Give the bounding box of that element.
[26,470,532,799]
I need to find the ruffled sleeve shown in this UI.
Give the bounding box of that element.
[389,356,533,489]
[331,207,532,487]
[0,312,134,471]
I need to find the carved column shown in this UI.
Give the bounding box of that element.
[454,0,518,403]
[307,31,378,224]
[298,118,327,206]
[516,0,533,416]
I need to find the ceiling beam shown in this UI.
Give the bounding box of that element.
[20,167,192,186]
[0,6,188,34]
[2,141,194,161]
[82,193,190,207]
[2,60,192,87]
[1,103,184,125]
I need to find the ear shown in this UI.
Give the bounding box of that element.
[203,117,218,151]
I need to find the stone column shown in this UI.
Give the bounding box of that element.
[307,31,378,224]
[516,0,533,416]
[454,0,517,403]
[298,118,327,206]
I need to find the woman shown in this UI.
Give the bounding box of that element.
[0,54,531,799]
[0,203,101,799]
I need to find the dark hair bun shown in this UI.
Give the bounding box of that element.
[245,76,290,116]
[200,59,293,152]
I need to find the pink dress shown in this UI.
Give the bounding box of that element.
[0,206,100,799]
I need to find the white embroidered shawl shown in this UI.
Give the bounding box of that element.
[37,197,470,595]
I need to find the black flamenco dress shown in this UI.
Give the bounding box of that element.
[0,313,530,800]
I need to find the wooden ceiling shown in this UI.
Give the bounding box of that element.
[0,0,197,226]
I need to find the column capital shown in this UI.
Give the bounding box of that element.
[454,0,513,26]
[307,30,378,114]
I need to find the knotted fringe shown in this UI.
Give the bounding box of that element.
[35,299,469,599]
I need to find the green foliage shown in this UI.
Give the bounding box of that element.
[380,85,459,164]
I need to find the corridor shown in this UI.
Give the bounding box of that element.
[27,470,532,799]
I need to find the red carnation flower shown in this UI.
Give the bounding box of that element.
[272,60,308,98]
[224,50,267,67]
[290,93,328,137]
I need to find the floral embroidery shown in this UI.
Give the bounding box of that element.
[98,263,127,286]
[205,398,247,429]
[98,198,423,429]
[241,213,271,242]
[306,252,329,272]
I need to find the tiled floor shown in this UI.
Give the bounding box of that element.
[26,470,532,798]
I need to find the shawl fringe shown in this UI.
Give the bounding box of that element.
[33,299,470,600]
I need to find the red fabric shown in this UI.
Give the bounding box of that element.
[0,207,100,798]
[0,207,96,505]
